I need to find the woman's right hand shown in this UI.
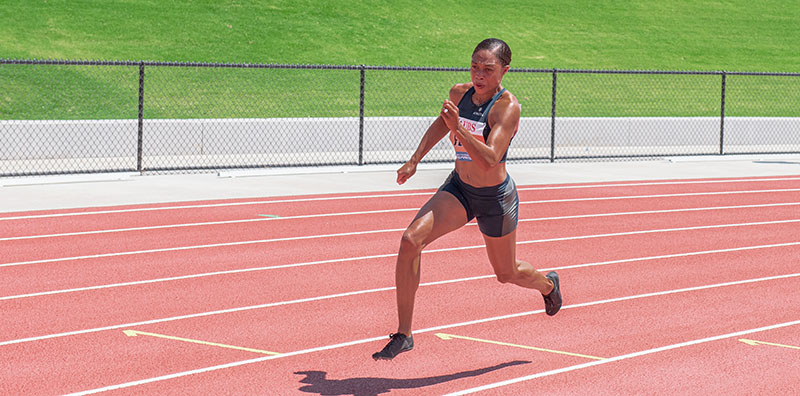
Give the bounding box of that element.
[396,160,418,185]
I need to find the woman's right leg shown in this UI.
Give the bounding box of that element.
[395,190,468,335]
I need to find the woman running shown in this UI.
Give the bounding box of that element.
[373,38,562,360]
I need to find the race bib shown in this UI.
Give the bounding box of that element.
[450,117,485,162]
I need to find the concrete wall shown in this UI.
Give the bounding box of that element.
[2,117,798,174]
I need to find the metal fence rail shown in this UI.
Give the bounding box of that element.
[1,59,799,177]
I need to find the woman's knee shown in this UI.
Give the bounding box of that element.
[399,225,426,254]
[492,259,521,284]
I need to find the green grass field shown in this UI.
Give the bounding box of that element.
[1,0,798,119]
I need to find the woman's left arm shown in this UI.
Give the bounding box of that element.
[441,97,520,169]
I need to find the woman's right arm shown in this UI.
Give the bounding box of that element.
[396,116,449,185]
[396,83,468,185]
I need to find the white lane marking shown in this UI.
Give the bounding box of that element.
[0,253,399,301]
[5,259,800,349]
[522,188,800,204]
[517,176,800,191]
[444,318,800,395]
[521,201,800,221]
[0,227,406,268]
[60,272,800,395]
[4,239,800,301]
[0,208,418,241]
[4,218,800,269]
[5,200,800,241]
[517,219,800,247]
[1,274,491,347]
[0,192,435,221]
[4,176,800,221]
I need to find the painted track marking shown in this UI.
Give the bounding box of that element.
[3,175,800,221]
[443,320,800,395]
[6,175,800,394]
[4,270,799,349]
[435,333,605,360]
[738,338,800,351]
[123,330,280,355]
[0,208,416,241]
[5,200,800,241]
[525,187,800,204]
[58,273,800,395]
[4,239,800,301]
[4,217,800,268]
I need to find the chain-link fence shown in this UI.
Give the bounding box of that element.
[1,59,799,177]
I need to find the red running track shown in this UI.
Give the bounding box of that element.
[1,175,800,395]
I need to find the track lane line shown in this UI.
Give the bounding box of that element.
[0,227,407,268]
[59,272,800,395]
[4,239,800,301]
[0,208,418,241]
[5,201,800,241]
[526,188,800,204]
[0,275,484,347]
[0,192,435,221]
[4,176,800,221]
[0,252,399,301]
[517,176,800,190]
[443,318,800,395]
[4,217,800,268]
[4,255,799,349]
[524,202,800,221]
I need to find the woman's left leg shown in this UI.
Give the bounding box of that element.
[483,229,553,295]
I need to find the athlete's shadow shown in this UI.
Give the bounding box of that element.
[294,360,530,396]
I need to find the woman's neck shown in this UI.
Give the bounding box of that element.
[472,86,502,104]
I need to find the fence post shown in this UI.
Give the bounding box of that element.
[719,71,727,155]
[550,69,558,162]
[136,62,146,173]
[358,65,366,165]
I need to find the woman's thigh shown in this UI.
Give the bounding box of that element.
[404,190,469,247]
[482,229,518,276]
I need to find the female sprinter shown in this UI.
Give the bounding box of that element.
[373,38,562,360]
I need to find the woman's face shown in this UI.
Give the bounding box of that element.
[470,49,508,96]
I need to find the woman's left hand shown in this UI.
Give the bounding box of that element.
[441,100,459,132]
